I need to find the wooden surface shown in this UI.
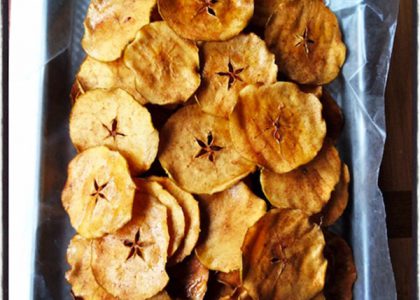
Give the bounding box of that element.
[380,0,415,298]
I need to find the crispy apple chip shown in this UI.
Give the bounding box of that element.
[242,209,327,300]
[150,177,201,264]
[265,0,346,85]
[323,231,357,300]
[158,0,253,41]
[321,89,344,141]
[92,192,170,299]
[261,141,341,214]
[66,235,116,300]
[70,88,159,174]
[197,33,277,118]
[82,0,156,62]
[72,56,147,105]
[124,21,200,105]
[319,163,351,226]
[196,182,266,272]
[135,179,186,257]
[230,82,326,174]
[167,254,209,300]
[159,104,256,194]
[62,146,135,238]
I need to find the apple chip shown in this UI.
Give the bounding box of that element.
[82,0,156,62]
[62,146,135,238]
[252,0,288,27]
[319,163,350,226]
[158,0,253,41]
[301,85,323,99]
[70,88,159,174]
[261,141,341,214]
[66,235,116,300]
[242,209,327,300]
[265,0,346,85]
[230,82,326,174]
[323,231,356,300]
[135,179,186,257]
[92,192,170,299]
[197,33,277,118]
[150,177,201,264]
[159,104,256,194]
[321,89,344,141]
[167,254,209,300]
[72,56,147,105]
[123,21,200,105]
[196,182,266,272]
[213,270,252,300]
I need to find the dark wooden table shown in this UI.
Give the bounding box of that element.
[380,0,415,298]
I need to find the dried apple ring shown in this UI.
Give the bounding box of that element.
[82,0,156,62]
[197,33,277,118]
[124,21,200,105]
[158,0,253,41]
[70,88,159,174]
[265,0,346,85]
[159,104,256,194]
[61,146,136,238]
[230,82,326,174]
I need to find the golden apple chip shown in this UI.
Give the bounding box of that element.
[72,56,147,105]
[230,82,326,174]
[159,104,256,194]
[261,141,341,214]
[70,88,159,174]
[242,209,327,300]
[319,163,350,226]
[150,177,201,264]
[323,231,356,300]
[124,21,200,105]
[62,146,135,238]
[65,235,116,300]
[167,254,209,300]
[196,182,266,272]
[82,0,156,62]
[197,33,277,118]
[265,0,346,85]
[321,89,344,142]
[92,192,170,299]
[158,0,253,41]
[135,178,186,257]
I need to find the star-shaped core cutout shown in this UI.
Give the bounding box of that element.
[90,179,109,204]
[102,118,126,141]
[196,0,218,17]
[216,61,244,90]
[194,131,224,162]
[123,229,153,261]
[295,27,315,55]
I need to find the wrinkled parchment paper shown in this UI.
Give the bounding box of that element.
[33,0,399,299]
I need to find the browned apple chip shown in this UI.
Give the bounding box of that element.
[167,254,209,300]
[66,235,116,300]
[70,88,159,174]
[321,89,344,142]
[265,0,346,85]
[159,104,256,194]
[196,182,266,272]
[261,141,341,214]
[82,0,156,62]
[319,163,350,226]
[158,0,253,41]
[91,192,170,299]
[72,56,147,105]
[150,177,201,264]
[123,21,200,105]
[323,231,357,300]
[242,209,327,300]
[197,33,277,118]
[135,178,186,257]
[230,82,326,174]
[62,146,135,238]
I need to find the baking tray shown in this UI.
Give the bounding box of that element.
[28,0,400,299]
